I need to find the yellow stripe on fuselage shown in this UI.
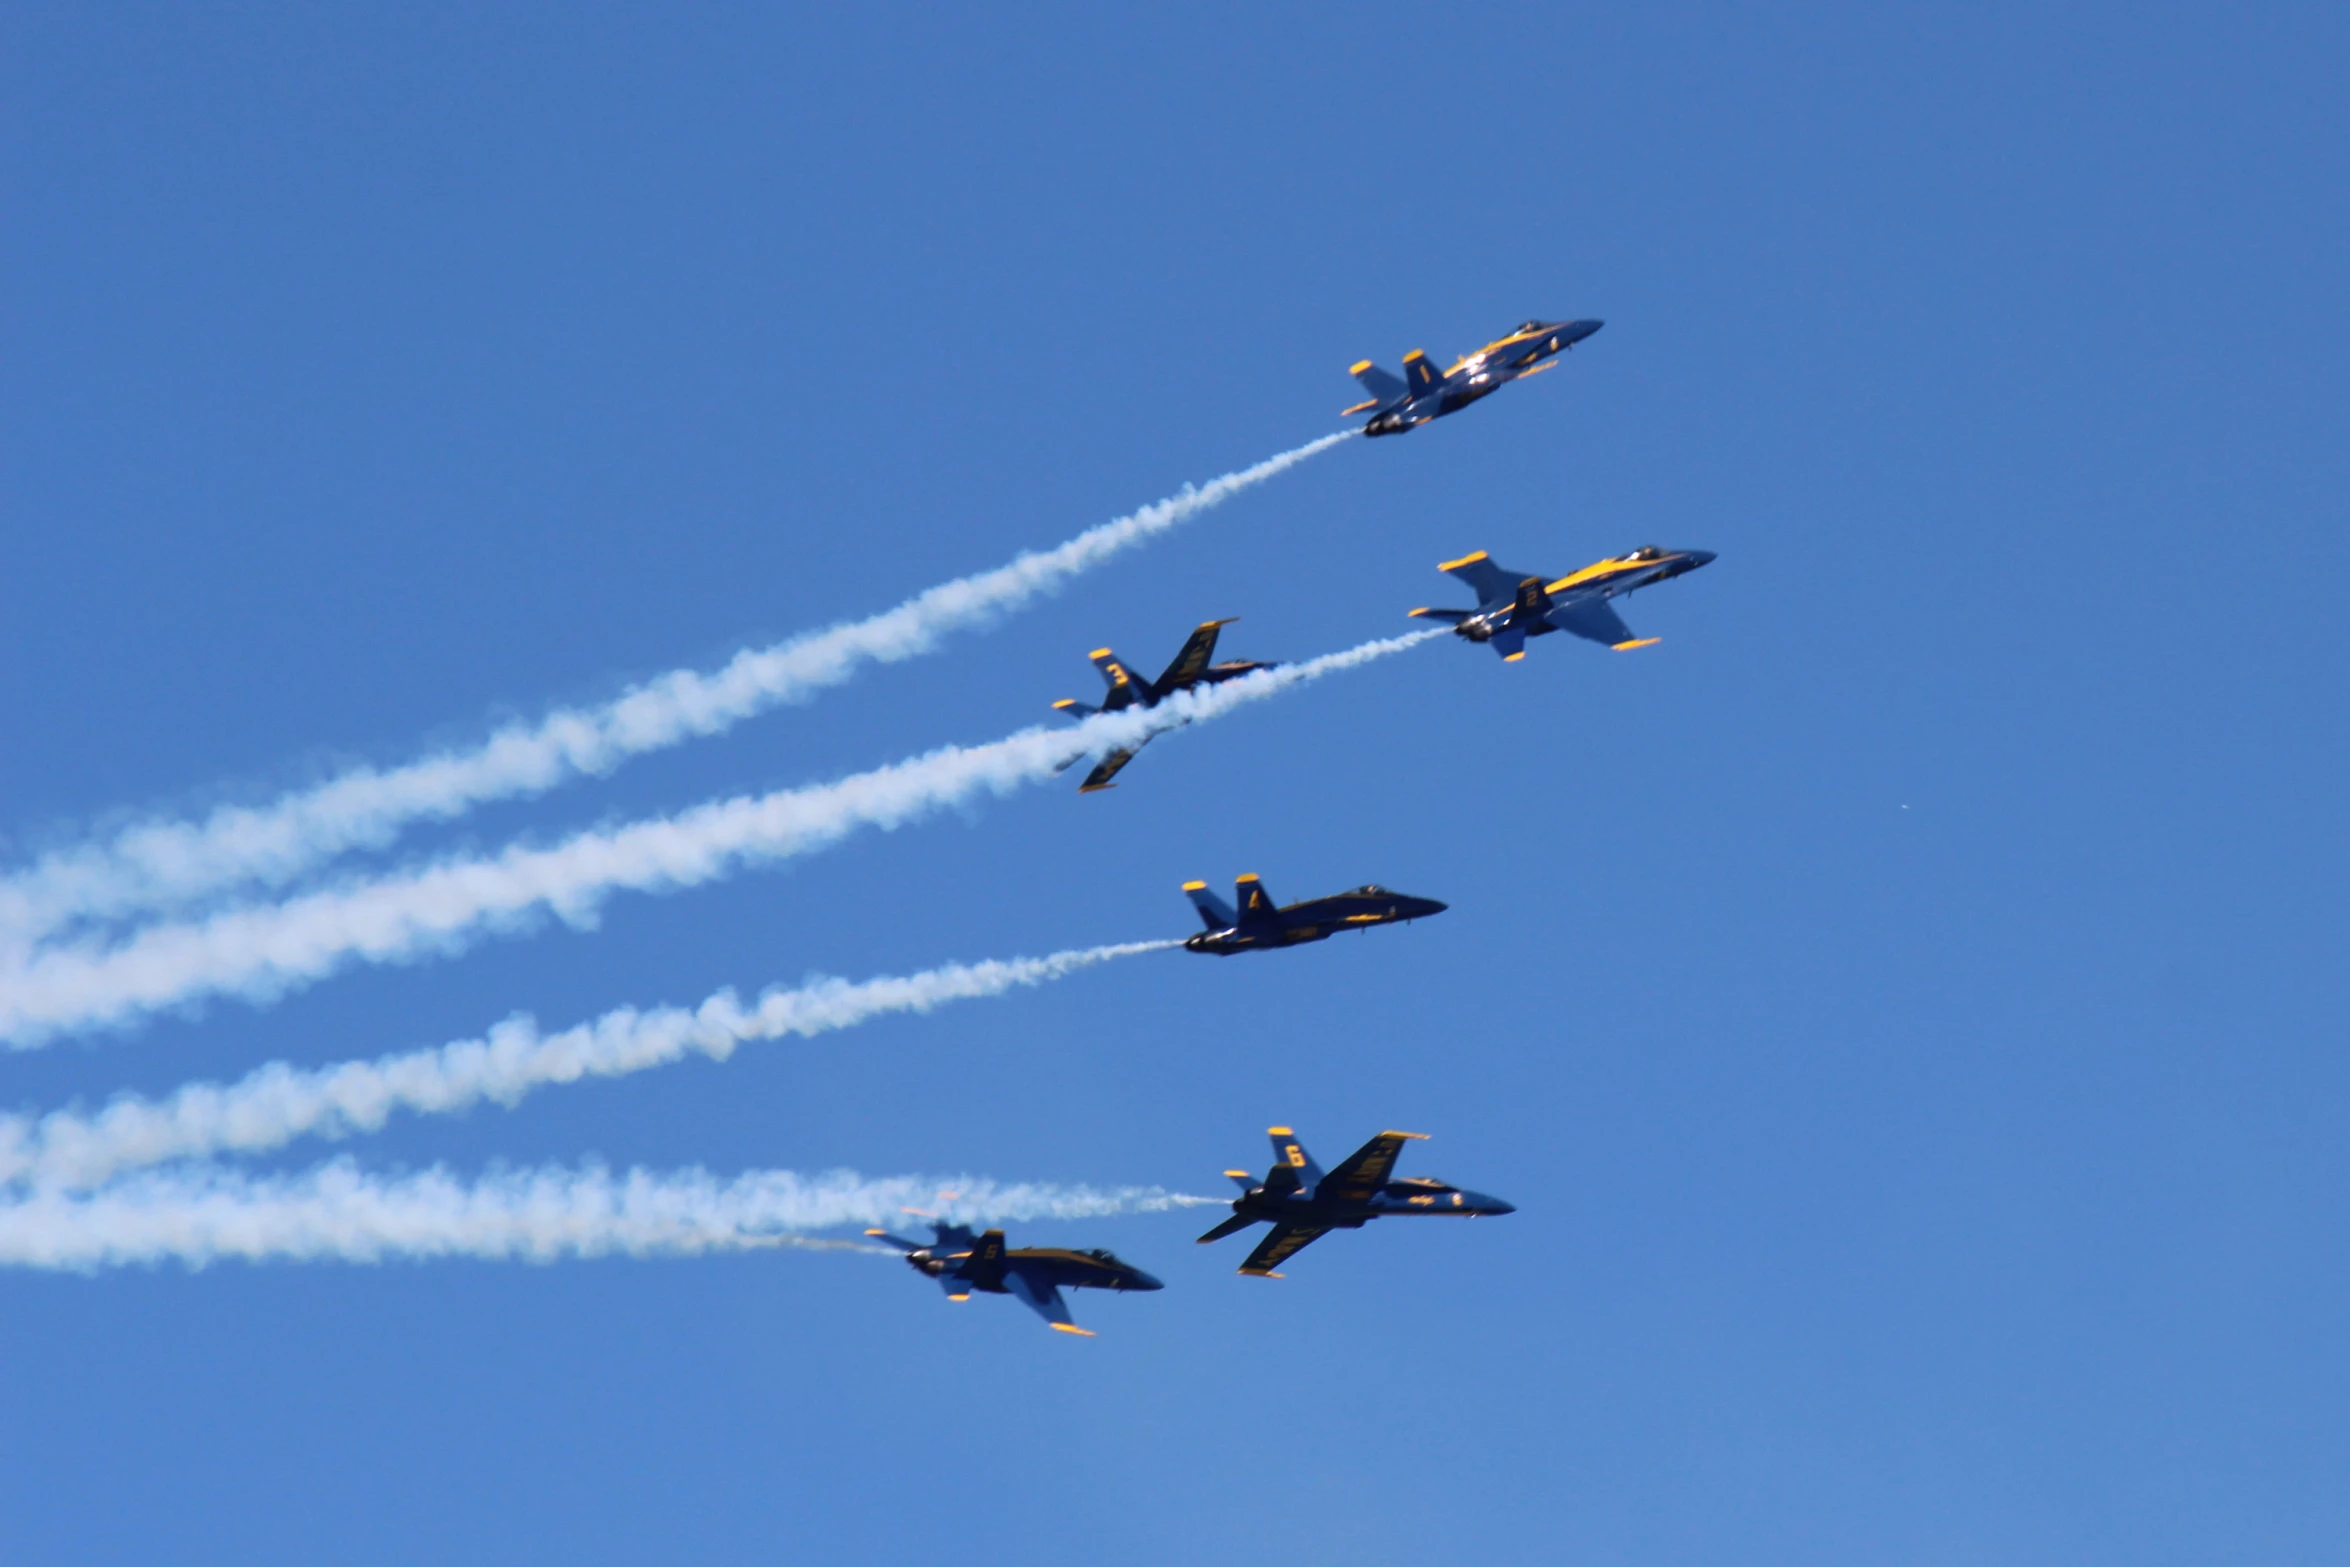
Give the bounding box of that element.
[1546,557,1655,594]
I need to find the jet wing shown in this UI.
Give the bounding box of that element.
[1078,744,1143,793]
[1154,619,1234,690]
[1238,1224,1328,1277]
[1317,1131,1428,1204]
[1004,1269,1092,1335]
[1546,596,1643,649]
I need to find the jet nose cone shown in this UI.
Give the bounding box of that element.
[1566,318,1603,343]
[1685,549,1717,568]
[1414,898,1449,917]
[1127,1269,1165,1291]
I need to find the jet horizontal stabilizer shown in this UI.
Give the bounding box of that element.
[1196,1213,1258,1244]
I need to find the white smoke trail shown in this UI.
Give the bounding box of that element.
[0,1158,1215,1271]
[0,941,1175,1190]
[0,629,1439,1047]
[0,432,1353,949]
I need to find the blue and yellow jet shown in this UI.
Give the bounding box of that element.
[1180,874,1446,955]
[1053,618,1274,792]
[1344,318,1603,436]
[1197,1128,1516,1276]
[1410,544,1716,661]
[864,1221,1164,1336]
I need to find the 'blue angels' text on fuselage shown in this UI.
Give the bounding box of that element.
[864,1222,1163,1336]
[1052,617,1275,792]
[1344,318,1603,436]
[1196,1127,1516,1276]
[1180,874,1447,955]
[1410,544,1717,661]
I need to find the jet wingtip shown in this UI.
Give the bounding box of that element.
[1436,550,1489,571]
[1610,637,1662,651]
[1049,1322,1097,1337]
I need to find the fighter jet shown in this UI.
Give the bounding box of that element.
[1344,318,1603,436]
[864,1221,1164,1336]
[1410,544,1716,661]
[1197,1127,1515,1276]
[1180,874,1446,955]
[1052,618,1274,792]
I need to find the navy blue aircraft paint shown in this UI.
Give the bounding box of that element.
[1052,618,1275,792]
[1344,318,1602,436]
[1198,1128,1515,1276]
[864,1222,1163,1336]
[1411,544,1716,661]
[1180,874,1446,955]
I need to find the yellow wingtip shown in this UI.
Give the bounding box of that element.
[1504,651,1527,662]
[1050,1322,1097,1336]
[1223,1169,1251,1178]
[1437,550,1489,572]
[1382,1130,1431,1140]
[1611,637,1662,651]
[947,1293,970,1302]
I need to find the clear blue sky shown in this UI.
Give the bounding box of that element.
[4,5,2346,1563]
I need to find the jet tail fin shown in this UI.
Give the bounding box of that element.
[1438,551,1539,609]
[1089,649,1147,706]
[965,1228,1008,1287]
[1349,360,1407,406]
[1234,874,1279,926]
[1266,1126,1327,1191]
[1401,350,1443,397]
[1184,880,1239,931]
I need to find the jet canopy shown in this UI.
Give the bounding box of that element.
[1623,545,1666,561]
[1512,319,1548,333]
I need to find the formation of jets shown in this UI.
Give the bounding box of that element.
[877,315,1710,1333]
[874,1128,1512,1330]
